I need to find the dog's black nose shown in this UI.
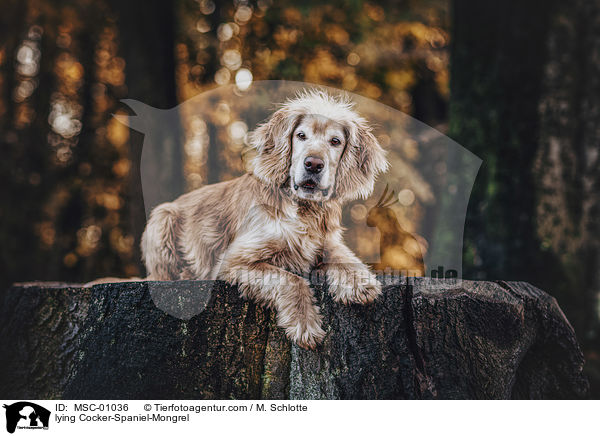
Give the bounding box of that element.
[304,156,324,174]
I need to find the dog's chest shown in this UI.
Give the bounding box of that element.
[257,205,325,270]
[278,214,321,256]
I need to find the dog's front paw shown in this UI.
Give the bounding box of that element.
[285,317,326,350]
[328,268,382,305]
[276,280,326,350]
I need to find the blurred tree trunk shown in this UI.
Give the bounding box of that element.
[534,0,600,384]
[450,0,600,371]
[107,0,184,275]
[0,0,25,130]
[450,0,554,284]
[0,0,29,291]
[0,1,58,290]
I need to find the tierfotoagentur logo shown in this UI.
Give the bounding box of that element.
[117,81,481,320]
[3,402,50,433]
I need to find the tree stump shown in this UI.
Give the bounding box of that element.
[0,278,588,399]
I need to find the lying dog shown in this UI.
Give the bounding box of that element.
[142,90,388,348]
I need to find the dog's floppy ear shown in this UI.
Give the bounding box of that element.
[335,118,388,201]
[250,108,300,186]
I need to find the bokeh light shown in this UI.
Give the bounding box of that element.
[235,68,252,91]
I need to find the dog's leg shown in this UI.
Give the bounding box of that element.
[322,237,382,305]
[219,260,325,349]
[141,202,184,280]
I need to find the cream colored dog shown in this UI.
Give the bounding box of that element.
[142,90,388,348]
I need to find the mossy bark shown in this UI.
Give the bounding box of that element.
[0,279,588,399]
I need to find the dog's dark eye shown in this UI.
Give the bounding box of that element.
[297,131,306,140]
[330,137,341,146]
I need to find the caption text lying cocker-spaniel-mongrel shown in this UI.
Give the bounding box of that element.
[142,90,389,349]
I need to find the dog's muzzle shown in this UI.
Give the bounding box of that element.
[293,178,330,197]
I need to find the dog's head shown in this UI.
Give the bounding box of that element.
[250,90,388,202]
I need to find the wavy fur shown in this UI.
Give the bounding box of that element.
[142,90,388,348]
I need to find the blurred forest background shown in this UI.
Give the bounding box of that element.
[0,0,599,396]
